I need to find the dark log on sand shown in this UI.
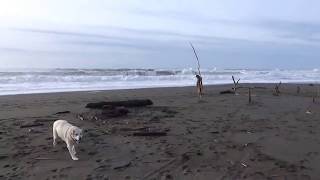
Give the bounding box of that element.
[86,99,153,109]
[220,90,235,94]
[253,86,267,89]
[113,161,131,170]
[54,111,70,115]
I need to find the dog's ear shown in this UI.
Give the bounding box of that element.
[71,128,76,136]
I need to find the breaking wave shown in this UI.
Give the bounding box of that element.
[0,68,319,95]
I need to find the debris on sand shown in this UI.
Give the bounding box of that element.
[54,111,70,115]
[86,99,153,109]
[220,90,235,94]
[241,162,248,168]
[113,161,131,170]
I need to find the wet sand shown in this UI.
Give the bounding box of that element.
[0,83,320,180]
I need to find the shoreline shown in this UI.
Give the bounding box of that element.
[0,82,317,97]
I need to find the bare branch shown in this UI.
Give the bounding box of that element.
[232,76,241,95]
[190,42,204,99]
[232,76,236,84]
[273,81,282,96]
[297,86,301,94]
[248,88,252,103]
[189,42,201,76]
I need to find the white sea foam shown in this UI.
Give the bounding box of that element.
[0,68,319,95]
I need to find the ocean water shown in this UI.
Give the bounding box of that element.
[0,68,319,95]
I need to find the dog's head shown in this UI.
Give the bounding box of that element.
[71,127,83,144]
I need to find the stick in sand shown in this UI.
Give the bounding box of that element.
[273,81,282,96]
[232,76,240,95]
[248,88,252,103]
[189,42,204,98]
[313,84,319,103]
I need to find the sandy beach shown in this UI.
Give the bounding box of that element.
[0,83,320,180]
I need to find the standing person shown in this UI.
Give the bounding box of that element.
[196,74,203,98]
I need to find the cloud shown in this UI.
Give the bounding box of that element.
[1,0,320,69]
[254,20,320,43]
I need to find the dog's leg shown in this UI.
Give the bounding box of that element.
[72,145,77,155]
[67,142,78,161]
[52,127,57,147]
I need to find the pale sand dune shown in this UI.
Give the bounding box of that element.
[0,84,319,180]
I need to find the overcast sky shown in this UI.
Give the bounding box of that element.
[0,0,320,69]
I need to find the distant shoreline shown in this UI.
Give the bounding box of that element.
[0,82,317,97]
[0,68,319,96]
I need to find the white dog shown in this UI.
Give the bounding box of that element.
[53,120,83,160]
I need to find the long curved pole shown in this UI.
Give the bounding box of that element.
[189,42,201,76]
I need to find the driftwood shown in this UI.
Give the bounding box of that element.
[190,42,204,99]
[317,85,320,101]
[273,82,282,96]
[297,86,301,94]
[253,86,267,89]
[20,123,44,128]
[232,76,240,95]
[54,111,70,115]
[133,132,167,136]
[86,99,153,109]
[312,85,319,103]
[195,75,204,98]
[248,88,252,103]
[113,161,131,170]
[220,90,234,94]
[189,42,201,77]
